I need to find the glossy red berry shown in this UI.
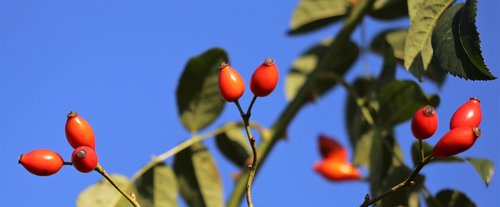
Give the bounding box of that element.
[411,105,438,140]
[218,63,245,102]
[71,146,98,173]
[450,97,482,129]
[65,111,96,149]
[250,58,279,97]
[432,127,481,157]
[19,149,64,176]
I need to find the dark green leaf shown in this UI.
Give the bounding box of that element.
[286,38,358,101]
[466,158,494,187]
[345,77,377,149]
[215,123,252,168]
[134,163,179,207]
[432,4,496,80]
[404,0,455,80]
[176,48,228,133]
[430,189,476,207]
[288,0,349,35]
[173,143,223,207]
[378,80,440,127]
[370,0,408,20]
[459,0,496,79]
[411,141,463,167]
[77,174,138,207]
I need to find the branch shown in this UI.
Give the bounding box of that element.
[226,0,377,206]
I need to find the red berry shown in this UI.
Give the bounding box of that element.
[314,160,362,182]
[250,58,279,97]
[71,146,98,173]
[19,149,64,176]
[411,105,438,139]
[65,111,96,149]
[218,63,245,102]
[318,135,347,161]
[450,97,482,129]
[432,127,481,157]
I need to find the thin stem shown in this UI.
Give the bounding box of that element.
[95,164,141,207]
[234,100,258,207]
[63,162,73,166]
[419,140,424,163]
[360,156,435,207]
[132,122,249,180]
[226,0,376,206]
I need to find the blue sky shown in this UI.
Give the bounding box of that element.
[1,0,499,206]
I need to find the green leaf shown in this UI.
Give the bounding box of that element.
[288,0,349,35]
[429,189,476,207]
[466,158,494,187]
[404,0,455,80]
[134,163,179,207]
[77,174,138,207]
[411,141,463,167]
[432,3,495,80]
[173,142,223,207]
[371,28,407,60]
[378,80,440,127]
[377,166,424,207]
[286,38,358,102]
[215,123,252,168]
[407,0,425,22]
[370,0,408,20]
[176,48,228,133]
[345,77,377,149]
[459,0,496,80]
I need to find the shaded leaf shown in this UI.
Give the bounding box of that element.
[77,174,138,207]
[173,143,223,207]
[466,158,494,187]
[459,0,496,79]
[134,163,179,207]
[378,80,440,127]
[370,0,408,20]
[345,77,377,149]
[429,189,476,207]
[377,166,424,207]
[404,0,455,80]
[432,3,495,80]
[286,38,358,101]
[176,48,228,133]
[288,0,349,35]
[215,123,252,168]
[411,141,463,167]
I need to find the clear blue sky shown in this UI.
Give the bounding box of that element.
[1,0,499,206]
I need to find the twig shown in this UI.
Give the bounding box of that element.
[95,164,141,207]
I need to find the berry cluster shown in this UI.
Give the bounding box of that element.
[218,58,279,102]
[19,112,99,176]
[411,97,482,157]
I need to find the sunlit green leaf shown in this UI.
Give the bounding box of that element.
[215,123,252,168]
[288,0,349,35]
[378,80,440,127]
[404,0,455,80]
[77,174,137,207]
[286,38,358,102]
[176,48,228,133]
[407,0,425,22]
[466,158,494,187]
[173,143,223,207]
[134,163,179,207]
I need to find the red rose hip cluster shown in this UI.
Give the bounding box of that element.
[19,111,99,176]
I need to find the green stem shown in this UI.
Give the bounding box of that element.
[226,1,376,206]
[131,122,251,181]
[359,156,435,207]
[235,100,258,207]
[419,140,424,163]
[95,164,141,207]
